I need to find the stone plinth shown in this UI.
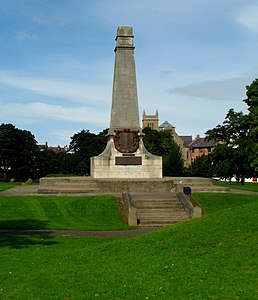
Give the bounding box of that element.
[91,136,162,178]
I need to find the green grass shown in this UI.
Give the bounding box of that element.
[192,192,258,215]
[0,195,129,231]
[214,180,258,192]
[0,193,257,299]
[0,184,15,192]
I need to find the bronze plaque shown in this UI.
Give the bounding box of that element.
[115,156,142,165]
[114,129,139,153]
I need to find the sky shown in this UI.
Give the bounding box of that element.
[1,0,258,146]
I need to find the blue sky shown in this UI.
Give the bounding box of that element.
[1,0,258,146]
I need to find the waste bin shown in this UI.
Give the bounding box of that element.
[183,186,191,195]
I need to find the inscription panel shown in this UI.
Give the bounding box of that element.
[115,156,142,165]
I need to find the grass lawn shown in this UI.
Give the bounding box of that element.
[0,195,129,231]
[214,180,258,192]
[192,192,258,215]
[0,184,15,192]
[0,193,257,299]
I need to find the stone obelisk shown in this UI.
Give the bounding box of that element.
[91,26,162,178]
[109,26,140,134]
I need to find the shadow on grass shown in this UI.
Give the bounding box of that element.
[0,219,58,249]
[0,235,58,249]
[0,219,50,230]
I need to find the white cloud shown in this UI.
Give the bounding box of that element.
[0,71,110,104]
[0,102,109,126]
[15,31,37,41]
[50,129,76,142]
[31,14,65,26]
[168,77,250,101]
[235,4,258,33]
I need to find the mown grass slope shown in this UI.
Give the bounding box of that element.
[0,195,129,231]
[0,184,15,192]
[0,194,257,299]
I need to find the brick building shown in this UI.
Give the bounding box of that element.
[142,111,216,166]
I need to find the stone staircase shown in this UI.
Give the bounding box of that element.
[38,177,99,194]
[130,192,189,227]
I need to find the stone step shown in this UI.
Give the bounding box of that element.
[139,217,189,222]
[38,187,99,194]
[131,192,176,199]
[138,214,187,220]
[133,197,177,202]
[52,183,98,188]
[191,186,230,192]
[137,208,185,214]
[129,191,190,227]
[140,218,189,227]
[133,201,182,209]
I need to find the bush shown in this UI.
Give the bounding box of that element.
[27,178,33,184]
[10,178,15,183]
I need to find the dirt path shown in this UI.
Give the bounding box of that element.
[0,228,159,238]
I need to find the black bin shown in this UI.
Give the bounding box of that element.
[183,186,192,195]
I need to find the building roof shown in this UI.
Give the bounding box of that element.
[159,121,175,129]
[189,137,216,148]
[179,135,193,147]
[37,142,67,153]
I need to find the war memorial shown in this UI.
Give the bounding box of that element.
[38,27,220,225]
[91,26,162,179]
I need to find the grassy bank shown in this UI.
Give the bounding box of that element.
[0,193,257,299]
[192,192,258,215]
[214,180,258,192]
[0,195,129,231]
[0,184,15,192]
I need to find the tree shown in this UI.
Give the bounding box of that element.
[163,143,185,176]
[34,149,60,178]
[0,123,38,181]
[143,127,185,176]
[188,154,214,178]
[206,79,258,183]
[244,78,258,173]
[69,129,107,175]
[143,127,175,156]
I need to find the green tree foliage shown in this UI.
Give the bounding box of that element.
[206,79,258,183]
[163,143,185,176]
[188,154,214,178]
[244,78,258,109]
[69,129,107,175]
[244,78,258,172]
[143,127,185,176]
[34,149,60,178]
[0,123,38,180]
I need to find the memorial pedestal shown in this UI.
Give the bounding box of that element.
[91,136,162,178]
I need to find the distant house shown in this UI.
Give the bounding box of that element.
[37,142,68,153]
[187,135,216,164]
[142,111,216,166]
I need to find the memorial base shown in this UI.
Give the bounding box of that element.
[91,137,162,178]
